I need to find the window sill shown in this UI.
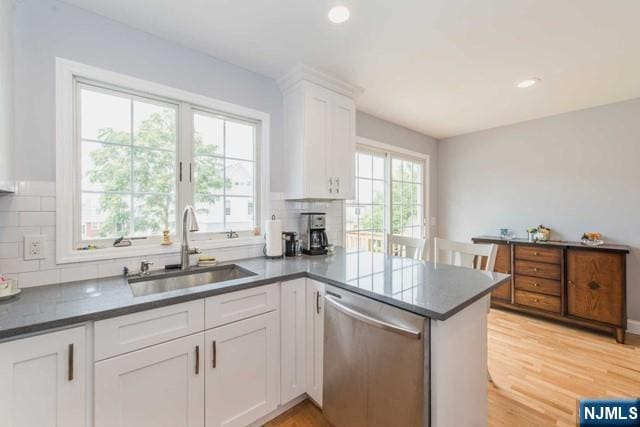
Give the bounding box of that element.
[56,235,265,264]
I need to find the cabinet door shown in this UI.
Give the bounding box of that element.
[329,93,356,200]
[280,279,307,403]
[491,244,512,301]
[303,84,331,198]
[305,279,325,406]
[94,333,204,427]
[567,250,624,326]
[0,326,86,427]
[205,311,279,427]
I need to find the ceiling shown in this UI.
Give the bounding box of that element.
[61,0,640,139]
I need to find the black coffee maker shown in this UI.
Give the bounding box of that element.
[301,212,328,255]
[282,231,298,257]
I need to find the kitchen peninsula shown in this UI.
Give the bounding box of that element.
[0,248,508,427]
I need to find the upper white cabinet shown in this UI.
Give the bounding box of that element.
[0,326,87,427]
[0,0,14,193]
[278,65,362,200]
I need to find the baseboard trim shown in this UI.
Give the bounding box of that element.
[627,319,640,335]
[249,394,308,426]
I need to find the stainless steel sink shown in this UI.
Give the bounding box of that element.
[128,264,257,297]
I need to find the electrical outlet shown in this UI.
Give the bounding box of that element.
[24,235,46,260]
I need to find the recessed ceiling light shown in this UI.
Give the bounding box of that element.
[517,78,540,89]
[328,5,350,24]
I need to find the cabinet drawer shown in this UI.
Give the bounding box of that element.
[205,284,279,329]
[515,290,561,313]
[95,300,205,361]
[514,275,561,297]
[514,260,562,280]
[514,245,562,264]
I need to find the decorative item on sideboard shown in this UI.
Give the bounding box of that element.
[499,228,516,240]
[526,225,551,242]
[581,232,604,247]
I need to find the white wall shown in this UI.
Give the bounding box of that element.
[13,0,282,185]
[0,0,13,189]
[438,98,640,321]
[357,111,439,238]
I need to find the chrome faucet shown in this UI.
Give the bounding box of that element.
[181,205,201,270]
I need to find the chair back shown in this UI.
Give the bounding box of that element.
[387,234,428,260]
[434,237,497,272]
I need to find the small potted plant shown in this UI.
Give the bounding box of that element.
[526,227,537,242]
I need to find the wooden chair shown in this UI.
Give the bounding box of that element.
[387,234,428,260]
[433,237,497,272]
[433,237,497,383]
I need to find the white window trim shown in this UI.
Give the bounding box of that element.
[348,136,431,250]
[56,58,270,264]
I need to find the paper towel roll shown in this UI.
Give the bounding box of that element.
[264,218,283,258]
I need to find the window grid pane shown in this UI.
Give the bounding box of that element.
[193,112,257,232]
[79,84,177,241]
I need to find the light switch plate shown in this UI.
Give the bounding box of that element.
[24,235,46,260]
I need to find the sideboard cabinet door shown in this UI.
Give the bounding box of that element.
[491,244,512,301]
[567,249,624,326]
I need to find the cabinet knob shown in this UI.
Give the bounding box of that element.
[533,268,539,272]
[336,177,340,186]
[534,252,539,256]
[534,298,540,303]
[533,283,539,287]
[568,280,574,285]
[329,188,333,193]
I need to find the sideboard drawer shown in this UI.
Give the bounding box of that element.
[514,245,562,264]
[514,260,562,281]
[515,290,561,314]
[514,275,561,297]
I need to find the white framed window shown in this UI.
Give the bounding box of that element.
[345,138,428,254]
[56,59,270,263]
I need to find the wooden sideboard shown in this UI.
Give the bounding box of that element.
[472,236,629,343]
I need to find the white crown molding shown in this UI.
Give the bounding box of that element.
[277,64,364,99]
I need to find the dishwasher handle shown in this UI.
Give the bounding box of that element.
[325,295,422,339]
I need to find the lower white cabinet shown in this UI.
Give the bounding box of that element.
[0,326,87,427]
[305,279,325,406]
[280,278,307,403]
[204,311,279,427]
[94,333,205,427]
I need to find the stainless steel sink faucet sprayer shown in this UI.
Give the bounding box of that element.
[181,205,201,270]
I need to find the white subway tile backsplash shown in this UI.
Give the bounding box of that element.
[0,184,345,289]
[0,243,20,259]
[0,196,41,212]
[60,265,98,283]
[0,212,19,227]
[41,197,56,211]
[18,269,61,288]
[0,226,41,243]
[17,181,56,197]
[19,211,55,227]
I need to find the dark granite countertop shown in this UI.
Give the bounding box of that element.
[0,247,510,340]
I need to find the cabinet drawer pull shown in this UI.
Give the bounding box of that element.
[329,188,333,193]
[195,345,200,375]
[212,341,217,368]
[316,291,321,314]
[335,177,340,186]
[68,343,74,381]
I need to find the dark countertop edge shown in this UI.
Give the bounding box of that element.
[0,269,510,341]
[472,236,630,253]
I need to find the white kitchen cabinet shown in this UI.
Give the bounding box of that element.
[305,279,325,406]
[204,311,279,427]
[94,332,205,427]
[278,65,361,200]
[0,326,87,427]
[280,278,307,403]
[0,0,15,192]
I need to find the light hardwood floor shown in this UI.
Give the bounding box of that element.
[265,309,640,427]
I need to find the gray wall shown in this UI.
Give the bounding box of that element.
[13,0,283,185]
[0,0,13,187]
[357,111,439,239]
[438,98,640,322]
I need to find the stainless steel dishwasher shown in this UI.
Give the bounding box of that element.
[323,284,430,427]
